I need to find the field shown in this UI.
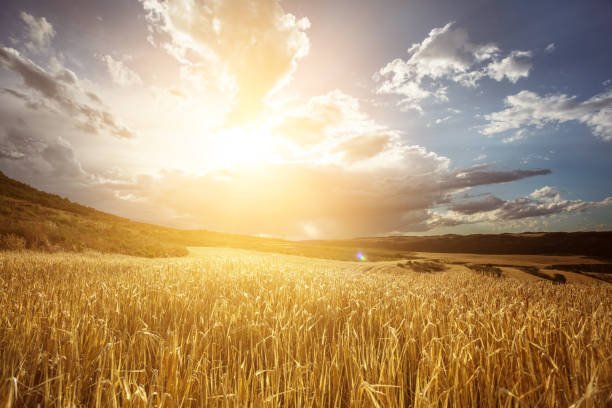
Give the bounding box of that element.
[1,248,611,407]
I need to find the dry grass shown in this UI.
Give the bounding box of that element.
[1,248,611,407]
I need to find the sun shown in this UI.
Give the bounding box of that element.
[219,126,277,167]
[186,124,279,171]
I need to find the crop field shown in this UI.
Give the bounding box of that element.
[1,248,611,407]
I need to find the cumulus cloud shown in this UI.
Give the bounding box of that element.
[0,124,90,189]
[431,187,612,228]
[140,0,310,123]
[270,90,403,165]
[374,22,533,111]
[481,89,612,141]
[530,185,562,202]
[486,50,533,83]
[0,46,135,138]
[101,55,142,86]
[19,11,55,54]
[271,90,356,146]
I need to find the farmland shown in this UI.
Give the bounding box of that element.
[1,247,610,407]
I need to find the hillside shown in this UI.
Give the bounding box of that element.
[1,171,611,260]
[0,171,190,257]
[0,172,410,260]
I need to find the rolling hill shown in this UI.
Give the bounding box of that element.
[1,170,611,260]
[0,171,409,260]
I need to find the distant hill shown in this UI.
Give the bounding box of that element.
[1,171,610,259]
[308,231,612,259]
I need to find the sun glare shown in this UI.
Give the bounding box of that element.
[205,126,278,169]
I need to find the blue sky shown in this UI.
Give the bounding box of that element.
[0,0,610,238]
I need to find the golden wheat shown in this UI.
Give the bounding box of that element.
[0,248,611,407]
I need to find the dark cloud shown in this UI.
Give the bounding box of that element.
[439,168,551,190]
[450,195,505,214]
[498,197,612,220]
[40,140,84,178]
[432,188,612,228]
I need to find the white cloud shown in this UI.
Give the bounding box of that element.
[481,89,612,141]
[101,55,142,87]
[270,90,407,166]
[19,11,55,54]
[545,43,556,53]
[486,50,533,83]
[140,0,310,124]
[502,129,527,144]
[374,22,533,112]
[530,186,561,202]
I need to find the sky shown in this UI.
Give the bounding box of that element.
[0,0,611,239]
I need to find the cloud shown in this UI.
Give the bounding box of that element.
[332,132,392,163]
[94,157,551,238]
[450,195,505,214]
[481,89,612,141]
[502,129,527,144]
[374,22,533,112]
[0,46,135,139]
[438,167,551,190]
[486,50,533,83]
[0,79,555,238]
[431,187,612,228]
[0,125,89,188]
[101,55,142,86]
[270,90,401,165]
[271,90,354,146]
[545,43,556,53]
[19,11,55,54]
[530,185,561,202]
[140,0,310,124]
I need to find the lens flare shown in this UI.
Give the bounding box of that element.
[356,251,367,261]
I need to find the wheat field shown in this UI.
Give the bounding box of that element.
[0,248,611,407]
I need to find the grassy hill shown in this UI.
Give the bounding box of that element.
[0,171,410,260]
[1,171,610,260]
[0,171,189,257]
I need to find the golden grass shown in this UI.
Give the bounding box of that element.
[1,248,611,407]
